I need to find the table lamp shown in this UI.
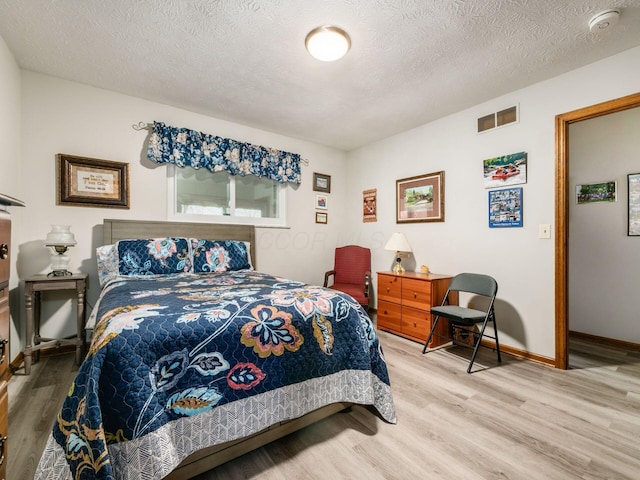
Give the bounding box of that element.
[384,232,412,274]
[45,225,77,276]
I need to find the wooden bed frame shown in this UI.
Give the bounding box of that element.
[102,219,350,479]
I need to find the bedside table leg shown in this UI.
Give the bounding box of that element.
[24,284,34,375]
[75,279,86,365]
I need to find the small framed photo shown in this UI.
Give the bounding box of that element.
[57,154,130,209]
[396,171,444,223]
[575,180,617,204]
[315,194,328,210]
[315,212,328,224]
[313,172,331,193]
[488,187,523,228]
[628,173,640,236]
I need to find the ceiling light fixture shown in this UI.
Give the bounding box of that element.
[588,9,620,33]
[305,25,351,62]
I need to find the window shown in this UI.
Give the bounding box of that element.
[168,166,287,226]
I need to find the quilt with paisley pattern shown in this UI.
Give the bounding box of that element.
[35,270,396,480]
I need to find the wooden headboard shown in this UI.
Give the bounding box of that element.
[103,219,257,268]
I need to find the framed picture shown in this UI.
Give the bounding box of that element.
[315,194,328,210]
[575,180,617,204]
[57,154,130,209]
[483,151,527,188]
[628,173,640,236]
[313,172,331,193]
[315,212,328,224]
[396,171,444,223]
[363,188,377,222]
[488,187,523,228]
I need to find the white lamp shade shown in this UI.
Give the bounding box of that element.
[305,25,351,62]
[384,232,412,253]
[45,225,77,247]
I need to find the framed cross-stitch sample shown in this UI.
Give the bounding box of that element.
[363,188,377,222]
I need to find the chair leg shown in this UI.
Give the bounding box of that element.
[467,319,490,374]
[491,311,502,363]
[422,316,440,354]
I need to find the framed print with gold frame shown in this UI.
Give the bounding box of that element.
[396,171,444,223]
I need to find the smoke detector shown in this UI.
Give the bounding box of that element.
[588,9,620,32]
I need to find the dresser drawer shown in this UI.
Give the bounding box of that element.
[377,274,401,303]
[401,278,432,310]
[377,300,401,331]
[0,381,7,480]
[401,306,431,341]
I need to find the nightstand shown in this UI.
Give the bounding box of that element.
[23,273,87,375]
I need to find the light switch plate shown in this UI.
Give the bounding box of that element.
[539,224,551,239]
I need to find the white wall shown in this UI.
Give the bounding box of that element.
[347,45,640,360]
[15,71,347,360]
[569,107,640,342]
[0,34,26,359]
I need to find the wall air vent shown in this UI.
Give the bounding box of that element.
[477,105,519,133]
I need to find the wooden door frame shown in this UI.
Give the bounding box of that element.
[555,92,640,369]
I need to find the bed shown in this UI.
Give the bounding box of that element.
[36,219,396,480]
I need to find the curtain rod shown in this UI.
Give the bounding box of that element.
[132,122,310,166]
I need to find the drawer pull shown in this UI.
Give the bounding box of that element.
[413,293,417,298]
[0,434,6,466]
[0,337,6,364]
[0,243,7,260]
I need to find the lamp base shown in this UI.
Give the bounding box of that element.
[392,258,405,275]
[49,248,72,277]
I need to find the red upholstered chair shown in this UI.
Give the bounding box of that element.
[323,245,372,311]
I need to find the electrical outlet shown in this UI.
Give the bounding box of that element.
[539,224,551,239]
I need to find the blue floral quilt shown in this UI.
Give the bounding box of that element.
[36,271,396,480]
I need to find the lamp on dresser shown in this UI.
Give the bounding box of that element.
[384,232,412,275]
[45,225,77,276]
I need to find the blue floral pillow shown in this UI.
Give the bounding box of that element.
[117,238,192,276]
[190,239,251,273]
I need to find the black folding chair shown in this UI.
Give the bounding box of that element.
[422,273,501,373]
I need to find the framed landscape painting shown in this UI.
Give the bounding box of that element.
[396,171,444,223]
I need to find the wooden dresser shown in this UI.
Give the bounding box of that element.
[377,271,455,345]
[0,210,11,479]
[0,193,23,479]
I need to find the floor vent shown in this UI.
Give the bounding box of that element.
[477,105,518,133]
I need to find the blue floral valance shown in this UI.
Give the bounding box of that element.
[147,121,302,184]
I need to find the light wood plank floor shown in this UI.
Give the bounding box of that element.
[9,333,640,480]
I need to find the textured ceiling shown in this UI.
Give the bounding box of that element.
[1,0,640,151]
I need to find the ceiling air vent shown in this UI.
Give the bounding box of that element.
[477,105,518,133]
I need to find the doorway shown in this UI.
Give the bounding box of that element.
[554,91,640,369]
